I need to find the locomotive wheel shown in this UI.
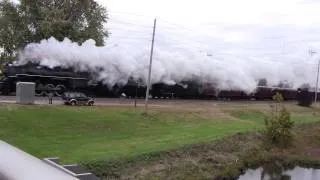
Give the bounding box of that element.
[35,84,45,96]
[55,84,66,97]
[44,84,55,96]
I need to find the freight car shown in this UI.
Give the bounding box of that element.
[148,83,311,101]
[252,86,297,100]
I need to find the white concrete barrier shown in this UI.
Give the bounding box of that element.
[0,140,78,180]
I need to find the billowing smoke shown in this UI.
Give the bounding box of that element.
[16,34,320,93]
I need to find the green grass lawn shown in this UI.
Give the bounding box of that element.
[0,104,319,163]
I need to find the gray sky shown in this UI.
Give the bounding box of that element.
[98,0,320,53]
[101,0,320,25]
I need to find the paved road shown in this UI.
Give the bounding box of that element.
[0,96,137,106]
[0,95,300,108]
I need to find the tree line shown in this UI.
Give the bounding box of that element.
[0,0,108,66]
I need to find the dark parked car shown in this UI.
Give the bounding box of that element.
[62,92,94,106]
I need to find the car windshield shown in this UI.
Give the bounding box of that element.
[66,92,87,98]
[64,92,80,98]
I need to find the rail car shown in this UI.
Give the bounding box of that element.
[147,83,318,101]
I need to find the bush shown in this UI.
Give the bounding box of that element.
[264,92,294,148]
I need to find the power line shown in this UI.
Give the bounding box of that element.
[109,19,152,29]
[108,16,320,46]
[104,16,320,67]
[108,10,154,19]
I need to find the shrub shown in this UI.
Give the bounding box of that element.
[264,92,294,148]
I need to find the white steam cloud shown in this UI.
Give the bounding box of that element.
[16,33,320,93]
[16,7,320,93]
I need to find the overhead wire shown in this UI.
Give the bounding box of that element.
[108,13,320,47]
[105,11,320,68]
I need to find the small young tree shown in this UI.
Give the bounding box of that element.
[264,92,294,148]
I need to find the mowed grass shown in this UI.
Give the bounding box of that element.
[0,103,319,163]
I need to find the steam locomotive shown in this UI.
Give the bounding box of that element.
[0,62,92,96]
[0,62,318,101]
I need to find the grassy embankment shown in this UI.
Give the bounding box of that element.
[0,102,319,179]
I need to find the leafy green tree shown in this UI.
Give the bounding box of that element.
[0,0,108,64]
[264,92,294,148]
[0,0,28,64]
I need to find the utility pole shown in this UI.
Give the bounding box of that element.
[145,18,157,113]
[309,49,319,103]
[134,81,138,108]
[315,59,320,103]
